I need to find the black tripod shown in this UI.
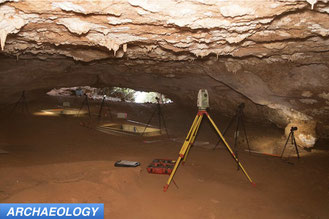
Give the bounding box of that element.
[98,95,113,120]
[77,94,91,119]
[142,97,169,137]
[213,103,251,161]
[281,126,300,160]
[11,91,29,115]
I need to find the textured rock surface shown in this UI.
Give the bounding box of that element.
[1,0,329,145]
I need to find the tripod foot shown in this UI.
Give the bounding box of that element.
[251,182,256,187]
[163,184,169,192]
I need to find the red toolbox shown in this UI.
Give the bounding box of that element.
[147,159,176,175]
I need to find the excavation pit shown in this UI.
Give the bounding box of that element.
[97,122,162,137]
[33,108,87,117]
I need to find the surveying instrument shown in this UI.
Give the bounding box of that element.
[141,96,169,137]
[77,94,91,119]
[98,95,113,120]
[10,90,29,115]
[163,89,255,192]
[213,103,251,163]
[281,126,300,160]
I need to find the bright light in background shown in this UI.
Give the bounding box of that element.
[134,91,172,104]
[134,91,146,103]
[47,86,173,104]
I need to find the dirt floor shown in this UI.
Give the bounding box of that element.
[0,96,328,219]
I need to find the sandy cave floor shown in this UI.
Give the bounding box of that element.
[0,96,328,219]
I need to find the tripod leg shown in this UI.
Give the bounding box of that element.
[22,92,29,114]
[77,97,86,117]
[163,115,170,137]
[281,132,292,158]
[98,97,105,119]
[103,99,113,120]
[234,116,240,170]
[11,95,23,115]
[141,107,157,136]
[292,132,300,160]
[107,105,113,120]
[157,104,162,134]
[206,114,255,185]
[24,99,30,114]
[164,156,182,192]
[159,107,169,138]
[86,96,91,119]
[179,115,202,156]
[240,113,251,154]
[183,114,203,162]
[213,114,236,150]
[164,114,202,192]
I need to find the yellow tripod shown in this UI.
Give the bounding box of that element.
[163,110,255,192]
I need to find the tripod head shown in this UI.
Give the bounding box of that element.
[238,103,245,110]
[155,97,161,105]
[236,103,245,115]
[290,126,298,132]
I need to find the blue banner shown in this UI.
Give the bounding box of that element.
[0,204,104,218]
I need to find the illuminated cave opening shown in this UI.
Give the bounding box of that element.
[47,86,173,104]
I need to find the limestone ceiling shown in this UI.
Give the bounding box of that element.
[0,0,328,62]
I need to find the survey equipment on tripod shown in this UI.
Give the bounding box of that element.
[238,103,244,110]
[197,89,209,110]
[163,89,254,192]
[213,103,251,158]
[290,127,297,132]
[77,94,91,119]
[98,95,113,120]
[141,96,169,137]
[281,126,300,160]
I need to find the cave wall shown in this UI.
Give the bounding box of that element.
[1,0,329,146]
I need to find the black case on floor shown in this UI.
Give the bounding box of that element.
[114,160,140,167]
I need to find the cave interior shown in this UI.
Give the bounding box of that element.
[0,0,329,218]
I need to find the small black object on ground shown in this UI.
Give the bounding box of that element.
[114,160,140,167]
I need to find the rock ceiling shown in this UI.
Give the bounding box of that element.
[0,0,329,146]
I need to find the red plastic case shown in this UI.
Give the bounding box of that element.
[147,159,176,175]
